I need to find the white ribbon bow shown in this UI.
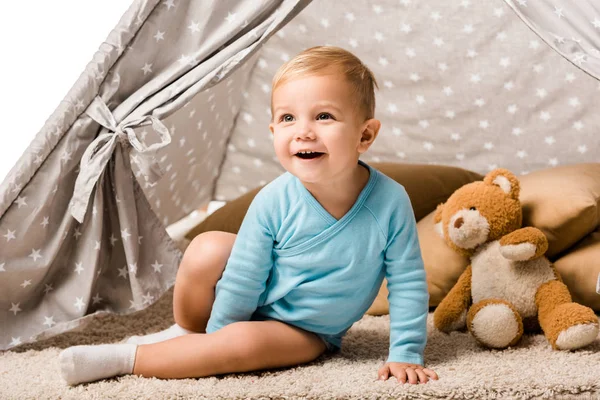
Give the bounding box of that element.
[69,96,171,223]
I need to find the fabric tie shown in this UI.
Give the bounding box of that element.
[69,96,171,223]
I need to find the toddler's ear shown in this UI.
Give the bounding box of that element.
[269,123,275,135]
[358,119,381,153]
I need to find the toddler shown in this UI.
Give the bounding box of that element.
[59,46,438,385]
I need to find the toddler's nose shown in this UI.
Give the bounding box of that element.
[294,123,315,140]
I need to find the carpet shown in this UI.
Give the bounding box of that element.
[1,288,599,400]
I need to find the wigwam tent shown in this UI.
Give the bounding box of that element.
[1,0,599,350]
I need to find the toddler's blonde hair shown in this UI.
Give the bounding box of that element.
[271,46,378,120]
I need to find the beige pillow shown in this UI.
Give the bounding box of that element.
[554,228,600,312]
[520,163,600,259]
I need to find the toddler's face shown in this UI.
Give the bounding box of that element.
[269,73,370,185]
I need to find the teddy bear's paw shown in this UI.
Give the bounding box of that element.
[499,242,536,261]
[469,303,523,349]
[555,323,599,350]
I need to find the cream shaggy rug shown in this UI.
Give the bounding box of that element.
[2,288,600,400]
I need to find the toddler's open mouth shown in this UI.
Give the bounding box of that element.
[295,151,325,160]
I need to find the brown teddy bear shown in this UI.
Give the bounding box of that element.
[432,168,599,350]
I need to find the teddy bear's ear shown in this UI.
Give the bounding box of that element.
[434,203,445,238]
[483,168,520,199]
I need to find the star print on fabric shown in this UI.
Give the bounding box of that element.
[92,293,103,305]
[60,150,72,163]
[43,316,56,328]
[163,0,175,10]
[41,217,49,227]
[20,280,32,288]
[129,300,141,310]
[29,249,42,262]
[10,303,21,315]
[10,338,21,347]
[151,261,163,273]
[15,196,27,208]
[4,229,16,242]
[573,53,587,66]
[128,263,138,275]
[142,292,155,305]
[142,63,153,75]
[74,262,84,275]
[0,263,5,272]
[121,229,131,240]
[554,7,564,19]
[225,12,236,23]
[118,266,129,279]
[540,111,551,121]
[187,21,200,33]
[154,30,165,41]
[74,297,86,312]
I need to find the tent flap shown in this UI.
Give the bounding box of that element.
[0,0,311,350]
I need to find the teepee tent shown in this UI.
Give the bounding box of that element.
[1,0,599,350]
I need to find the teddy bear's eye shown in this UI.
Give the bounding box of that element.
[469,207,477,211]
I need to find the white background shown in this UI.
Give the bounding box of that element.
[0,1,132,183]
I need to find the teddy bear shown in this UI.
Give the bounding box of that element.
[432,168,599,350]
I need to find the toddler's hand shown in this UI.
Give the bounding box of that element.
[377,362,438,384]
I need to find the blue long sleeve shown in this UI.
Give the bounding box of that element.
[384,189,429,365]
[205,162,428,366]
[205,191,275,332]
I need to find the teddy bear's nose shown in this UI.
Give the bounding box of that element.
[454,217,464,229]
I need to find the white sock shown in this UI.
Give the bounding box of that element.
[59,343,137,385]
[124,323,194,345]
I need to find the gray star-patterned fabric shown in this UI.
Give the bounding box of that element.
[215,0,600,200]
[506,0,600,81]
[0,0,598,350]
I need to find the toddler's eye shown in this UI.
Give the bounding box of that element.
[281,114,294,122]
[317,113,332,120]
